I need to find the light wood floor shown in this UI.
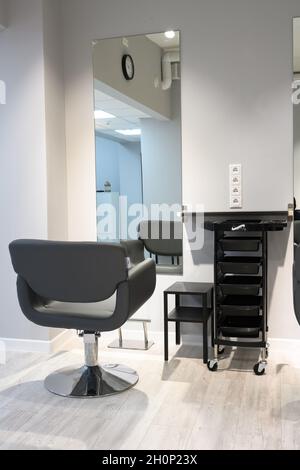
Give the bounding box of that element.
[0,336,300,450]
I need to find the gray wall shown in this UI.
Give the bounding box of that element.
[62,0,300,340]
[119,142,142,208]
[140,80,182,209]
[95,136,142,206]
[96,135,120,193]
[95,135,142,236]
[294,103,300,205]
[0,0,7,30]
[93,35,171,119]
[119,141,142,236]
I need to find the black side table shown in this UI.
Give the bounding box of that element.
[164,282,214,364]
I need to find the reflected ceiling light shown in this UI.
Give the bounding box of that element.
[115,129,141,136]
[164,30,175,39]
[94,110,116,119]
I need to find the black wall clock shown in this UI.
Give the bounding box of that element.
[122,54,135,80]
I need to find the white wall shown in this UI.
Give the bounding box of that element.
[0,0,68,344]
[43,0,68,242]
[61,0,300,340]
[0,0,48,341]
[140,80,182,209]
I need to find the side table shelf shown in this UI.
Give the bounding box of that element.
[163,282,214,364]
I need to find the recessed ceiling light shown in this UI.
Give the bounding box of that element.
[164,31,175,39]
[115,129,141,136]
[94,110,116,119]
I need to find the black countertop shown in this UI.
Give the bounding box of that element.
[203,212,288,232]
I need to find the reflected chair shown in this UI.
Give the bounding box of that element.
[9,240,156,398]
[138,220,183,274]
[294,221,300,258]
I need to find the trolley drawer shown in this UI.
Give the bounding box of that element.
[219,276,262,296]
[219,237,261,252]
[219,296,262,317]
[219,316,262,338]
[218,257,261,275]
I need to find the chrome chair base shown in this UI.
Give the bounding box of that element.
[45,364,139,398]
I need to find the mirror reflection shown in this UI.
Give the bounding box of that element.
[294,19,300,251]
[92,32,183,274]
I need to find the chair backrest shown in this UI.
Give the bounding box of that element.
[293,245,300,327]
[9,240,128,303]
[295,221,300,245]
[138,220,183,257]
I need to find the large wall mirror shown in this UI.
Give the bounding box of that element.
[294,19,300,250]
[92,32,183,274]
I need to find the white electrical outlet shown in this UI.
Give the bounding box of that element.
[230,196,242,208]
[230,174,241,186]
[230,164,241,175]
[231,186,241,196]
[229,164,242,209]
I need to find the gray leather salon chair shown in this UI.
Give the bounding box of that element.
[9,240,156,398]
[293,244,300,327]
[138,220,183,274]
[295,220,300,245]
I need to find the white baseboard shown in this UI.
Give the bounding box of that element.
[268,337,300,351]
[0,329,72,354]
[112,327,300,351]
[2,328,300,355]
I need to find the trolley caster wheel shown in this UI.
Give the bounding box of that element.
[217,346,225,355]
[253,362,266,376]
[207,360,218,372]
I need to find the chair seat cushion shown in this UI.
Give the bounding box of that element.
[36,295,116,325]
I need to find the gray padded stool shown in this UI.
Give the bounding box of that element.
[9,240,156,398]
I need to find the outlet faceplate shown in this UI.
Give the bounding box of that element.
[229,164,242,209]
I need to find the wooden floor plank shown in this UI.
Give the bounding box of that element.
[0,341,299,450]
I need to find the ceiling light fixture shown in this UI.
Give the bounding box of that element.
[94,110,116,119]
[164,30,175,39]
[115,129,141,136]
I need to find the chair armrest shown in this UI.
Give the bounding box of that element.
[127,259,156,316]
[120,239,145,265]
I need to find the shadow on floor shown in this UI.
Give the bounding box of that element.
[281,401,300,422]
[162,344,265,378]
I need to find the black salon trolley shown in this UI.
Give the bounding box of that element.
[205,217,287,375]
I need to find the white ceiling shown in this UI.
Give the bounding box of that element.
[146,31,180,50]
[94,89,150,142]
[294,18,300,72]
